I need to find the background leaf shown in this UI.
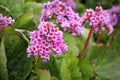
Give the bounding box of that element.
[78,57,94,80]
[4,27,33,80]
[0,0,24,18]
[0,36,8,80]
[87,30,120,80]
[64,32,79,56]
[0,5,11,17]
[65,53,82,80]
[39,69,51,80]
[40,56,61,80]
[14,12,37,31]
[23,2,42,26]
[60,58,71,80]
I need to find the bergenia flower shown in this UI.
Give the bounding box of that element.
[61,0,76,10]
[83,6,113,35]
[0,13,14,30]
[40,0,84,36]
[27,22,68,61]
[107,5,120,26]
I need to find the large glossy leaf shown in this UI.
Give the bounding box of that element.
[64,32,79,56]
[87,31,120,80]
[39,69,51,80]
[0,36,8,80]
[14,12,37,31]
[76,28,95,55]
[75,37,84,52]
[40,56,61,80]
[79,28,94,46]
[0,5,11,17]
[65,53,82,80]
[60,58,71,80]
[51,76,58,80]
[27,69,51,80]
[78,57,94,80]
[60,53,82,80]
[95,76,110,80]
[0,0,24,18]
[23,2,42,13]
[23,2,42,26]
[4,27,33,80]
[112,29,120,50]
[24,0,34,2]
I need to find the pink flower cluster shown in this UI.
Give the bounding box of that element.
[0,13,14,30]
[61,0,76,10]
[40,0,84,36]
[83,6,113,35]
[27,22,68,61]
[107,5,120,26]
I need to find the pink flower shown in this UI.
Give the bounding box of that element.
[27,22,68,61]
[61,0,76,10]
[107,5,120,26]
[84,6,113,35]
[0,13,14,30]
[40,0,84,36]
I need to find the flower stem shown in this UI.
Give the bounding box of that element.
[96,33,103,44]
[109,22,119,46]
[37,57,41,69]
[15,29,30,45]
[33,56,41,74]
[78,27,94,59]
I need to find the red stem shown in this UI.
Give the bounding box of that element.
[110,23,119,46]
[96,33,102,44]
[78,27,94,59]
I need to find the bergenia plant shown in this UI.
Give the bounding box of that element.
[0,0,120,80]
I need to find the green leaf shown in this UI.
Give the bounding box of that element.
[65,53,82,80]
[24,0,35,2]
[34,0,49,3]
[51,76,58,80]
[23,2,42,26]
[0,0,24,18]
[14,12,37,31]
[78,57,94,80]
[64,32,79,56]
[85,0,98,8]
[112,29,120,50]
[87,34,120,80]
[60,58,71,80]
[0,37,8,80]
[15,29,30,44]
[40,56,61,80]
[39,69,51,80]
[75,37,84,52]
[95,76,110,80]
[80,28,94,45]
[4,27,33,80]
[0,5,11,17]
[27,69,51,80]
[23,2,42,13]
[75,0,86,14]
